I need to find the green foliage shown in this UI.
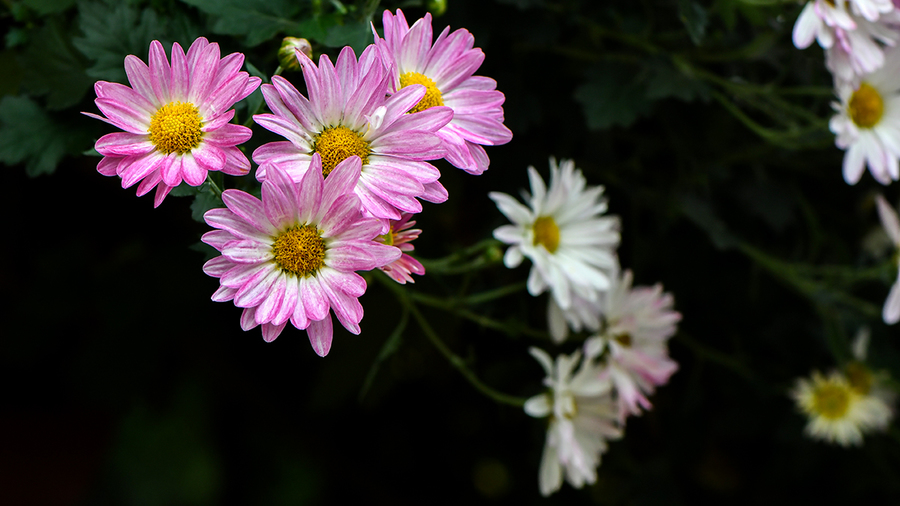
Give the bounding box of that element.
[179,0,323,47]
[21,0,77,14]
[19,17,93,110]
[190,188,221,222]
[679,0,709,45]
[74,0,203,83]
[0,96,89,176]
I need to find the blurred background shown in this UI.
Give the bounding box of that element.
[4,0,900,504]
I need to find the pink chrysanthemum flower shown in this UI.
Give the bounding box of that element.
[253,46,452,222]
[584,270,681,419]
[201,154,401,357]
[374,9,513,175]
[86,37,261,207]
[376,212,425,284]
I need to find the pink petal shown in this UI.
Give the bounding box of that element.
[306,315,334,357]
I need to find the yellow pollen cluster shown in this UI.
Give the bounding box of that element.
[271,225,326,277]
[313,126,370,176]
[399,72,444,113]
[849,83,884,129]
[532,216,561,253]
[148,101,203,154]
[812,381,852,420]
[845,362,873,395]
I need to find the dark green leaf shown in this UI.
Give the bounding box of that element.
[179,0,314,47]
[358,305,408,401]
[191,190,222,222]
[322,21,372,54]
[643,58,710,103]
[574,63,653,130]
[679,0,708,46]
[74,1,203,83]
[679,194,739,251]
[0,95,88,176]
[21,0,77,15]
[19,17,93,110]
[169,182,202,197]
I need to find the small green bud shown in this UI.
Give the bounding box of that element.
[426,0,447,16]
[278,37,313,71]
[486,244,503,263]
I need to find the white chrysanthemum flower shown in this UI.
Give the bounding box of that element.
[830,47,900,184]
[547,291,602,344]
[584,270,681,419]
[793,0,856,50]
[875,194,900,323]
[489,158,620,311]
[524,347,622,497]
[792,370,893,446]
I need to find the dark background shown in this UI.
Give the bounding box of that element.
[4,0,900,504]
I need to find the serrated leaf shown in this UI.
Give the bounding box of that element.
[169,182,202,197]
[574,63,653,130]
[322,21,372,54]
[191,191,222,222]
[179,0,314,47]
[74,1,203,83]
[679,0,708,46]
[0,95,86,176]
[19,17,93,110]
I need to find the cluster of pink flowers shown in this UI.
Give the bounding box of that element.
[86,10,511,356]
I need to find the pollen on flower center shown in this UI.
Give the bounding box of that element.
[812,382,851,420]
[845,362,873,395]
[849,83,884,129]
[399,72,444,113]
[272,225,326,276]
[313,126,370,176]
[533,216,561,253]
[148,101,203,154]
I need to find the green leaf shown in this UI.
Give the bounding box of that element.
[679,0,708,46]
[642,58,710,103]
[74,1,203,83]
[574,63,653,130]
[21,0,77,15]
[179,0,316,47]
[190,190,222,222]
[679,194,739,251]
[0,95,88,176]
[322,21,372,54]
[358,305,408,401]
[19,17,93,110]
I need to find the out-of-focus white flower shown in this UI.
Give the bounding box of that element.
[584,270,681,418]
[490,158,620,312]
[875,194,900,323]
[830,48,900,185]
[524,347,622,497]
[547,291,602,344]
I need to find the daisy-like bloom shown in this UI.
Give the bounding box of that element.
[875,194,900,323]
[825,14,900,84]
[374,9,512,175]
[201,155,401,357]
[584,270,681,419]
[253,45,453,222]
[376,212,425,284]
[87,37,260,207]
[489,158,620,312]
[791,370,892,446]
[524,347,623,497]
[793,0,857,50]
[829,47,900,185]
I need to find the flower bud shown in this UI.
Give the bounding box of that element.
[278,37,313,71]
[426,0,447,16]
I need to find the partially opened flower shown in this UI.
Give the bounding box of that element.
[376,212,425,284]
[830,47,900,185]
[87,37,260,206]
[253,45,452,221]
[374,9,513,174]
[524,347,622,496]
[584,270,681,419]
[201,155,401,356]
[490,158,620,311]
[875,194,900,324]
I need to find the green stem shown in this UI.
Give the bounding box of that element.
[377,272,528,407]
[205,175,223,198]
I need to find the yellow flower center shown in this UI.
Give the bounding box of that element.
[313,126,370,176]
[849,83,884,129]
[399,72,444,113]
[812,382,851,420]
[271,225,326,277]
[148,101,203,154]
[845,362,873,395]
[532,216,561,253]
